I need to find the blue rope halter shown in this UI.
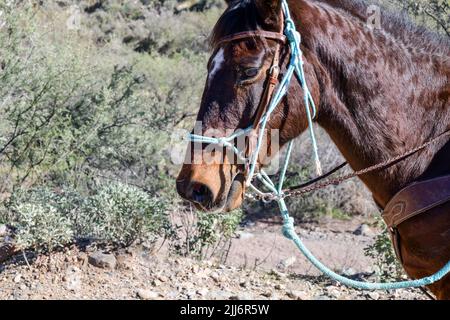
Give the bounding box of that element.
[187,0,450,291]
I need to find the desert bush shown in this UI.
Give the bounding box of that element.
[80,182,169,246]
[6,203,74,251]
[0,1,206,197]
[169,206,243,261]
[1,182,170,250]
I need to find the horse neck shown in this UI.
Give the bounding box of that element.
[293,0,450,206]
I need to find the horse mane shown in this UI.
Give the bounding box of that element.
[210,0,449,55]
[319,0,449,56]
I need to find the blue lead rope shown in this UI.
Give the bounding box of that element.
[188,0,450,291]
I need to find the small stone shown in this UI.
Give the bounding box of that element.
[287,290,309,300]
[137,289,159,300]
[279,256,296,269]
[230,293,253,300]
[115,253,132,270]
[0,224,7,237]
[208,290,231,300]
[185,290,197,299]
[192,265,200,274]
[261,290,273,298]
[13,274,22,283]
[152,279,162,287]
[210,272,220,282]
[236,231,254,240]
[269,269,287,279]
[64,266,82,292]
[327,286,341,298]
[342,267,356,276]
[315,295,332,300]
[197,288,209,296]
[158,275,169,282]
[274,283,285,290]
[353,224,374,237]
[368,292,380,300]
[88,251,117,269]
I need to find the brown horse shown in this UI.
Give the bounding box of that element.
[176,0,450,299]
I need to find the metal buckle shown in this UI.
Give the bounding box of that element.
[269,65,280,76]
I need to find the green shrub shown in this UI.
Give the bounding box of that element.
[1,182,170,250]
[170,208,243,261]
[7,203,74,251]
[80,182,169,246]
[364,218,405,280]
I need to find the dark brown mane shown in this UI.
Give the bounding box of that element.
[318,0,449,56]
[211,0,449,55]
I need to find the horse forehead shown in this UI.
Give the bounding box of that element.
[207,48,225,86]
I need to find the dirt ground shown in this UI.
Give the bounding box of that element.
[0,216,427,300]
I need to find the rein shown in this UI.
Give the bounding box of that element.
[285,129,450,199]
[188,0,450,291]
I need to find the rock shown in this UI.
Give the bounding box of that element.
[13,274,22,283]
[208,290,232,300]
[185,290,197,299]
[230,293,254,300]
[368,292,380,300]
[197,288,209,296]
[315,295,332,300]
[342,267,356,276]
[166,291,179,299]
[210,272,220,283]
[353,224,374,237]
[137,289,160,300]
[115,253,132,270]
[192,265,200,274]
[158,275,169,282]
[274,283,285,290]
[261,290,273,298]
[152,279,162,287]
[279,256,296,269]
[88,251,117,269]
[0,224,7,237]
[287,290,309,300]
[236,231,254,240]
[269,269,287,279]
[64,266,82,292]
[327,286,342,299]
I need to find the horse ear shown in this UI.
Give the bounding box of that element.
[254,0,282,27]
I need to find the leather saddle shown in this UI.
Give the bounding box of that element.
[382,174,450,263]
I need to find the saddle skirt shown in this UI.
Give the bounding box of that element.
[382,174,450,262]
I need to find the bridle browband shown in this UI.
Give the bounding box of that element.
[214,30,286,49]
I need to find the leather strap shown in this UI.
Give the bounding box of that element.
[382,174,450,229]
[215,31,286,49]
[382,174,450,263]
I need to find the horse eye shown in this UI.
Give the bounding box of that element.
[243,67,259,78]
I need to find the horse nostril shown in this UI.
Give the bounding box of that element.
[189,182,213,207]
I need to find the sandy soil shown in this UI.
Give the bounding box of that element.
[0,217,427,300]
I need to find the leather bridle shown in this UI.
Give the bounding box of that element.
[212,15,287,176]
